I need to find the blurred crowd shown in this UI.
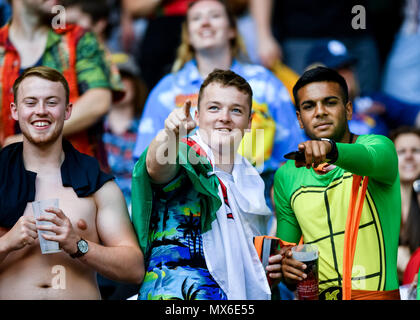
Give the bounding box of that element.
[1,0,420,299]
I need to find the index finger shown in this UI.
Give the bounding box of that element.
[268,252,283,264]
[295,143,306,168]
[44,207,66,220]
[183,100,192,118]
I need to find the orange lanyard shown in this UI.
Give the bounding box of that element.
[342,174,369,300]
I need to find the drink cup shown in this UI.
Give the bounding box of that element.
[262,237,280,286]
[292,244,319,300]
[32,199,62,254]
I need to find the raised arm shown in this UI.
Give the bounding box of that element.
[122,0,162,18]
[146,101,196,184]
[249,0,282,68]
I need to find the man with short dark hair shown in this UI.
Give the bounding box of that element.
[0,66,143,299]
[131,69,274,300]
[305,39,420,136]
[271,67,401,300]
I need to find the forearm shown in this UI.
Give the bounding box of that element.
[78,240,144,284]
[335,138,398,185]
[146,129,179,184]
[250,0,274,39]
[0,237,10,265]
[63,88,111,136]
[122,0,161,18]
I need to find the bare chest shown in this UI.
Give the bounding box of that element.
[23,171,98,241]
[15,41,47,69]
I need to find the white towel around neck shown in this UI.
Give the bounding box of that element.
[190,132,272,300]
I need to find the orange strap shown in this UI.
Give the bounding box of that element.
[60,26,93,156]
[253,235,296,259]
[313,163,330,173]
[0,23,20,144]
[351,289,400,300]
[342,175,369,300]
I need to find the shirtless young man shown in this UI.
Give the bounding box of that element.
[0,66,144,299]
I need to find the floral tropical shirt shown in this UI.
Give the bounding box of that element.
[138,171,227,300]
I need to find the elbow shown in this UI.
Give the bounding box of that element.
[131,250,145,285]
[95,89,112,118]
[114,247,145,284]
[134,268,145,285]
[119,268,144,285]
[83,88,112,121]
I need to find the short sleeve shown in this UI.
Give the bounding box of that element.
[151,168,188,194]
[75,31,113,94]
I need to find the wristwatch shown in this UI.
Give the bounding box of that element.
[320,138,338,163]
[70,238,89,258]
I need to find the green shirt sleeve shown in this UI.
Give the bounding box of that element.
[335,134,398,186]
[273,165,302,243]
[75,31,112,94]
[417,267,420,300]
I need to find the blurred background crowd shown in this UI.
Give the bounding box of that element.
[1,0,419,300]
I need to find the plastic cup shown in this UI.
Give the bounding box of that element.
[292,244,319,300]
[261,237,280,286]
[32,199,62,254]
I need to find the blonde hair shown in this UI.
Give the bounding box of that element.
[13,66,70,105]
[171,0,247,73]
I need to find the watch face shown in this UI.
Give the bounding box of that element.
[78,240,89,254]
[414,180,420,193]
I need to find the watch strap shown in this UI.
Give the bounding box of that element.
[320,138,338,164]
[70,238,88,258]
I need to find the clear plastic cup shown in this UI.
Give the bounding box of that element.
[32,199,62,254]
[292,244,319,300]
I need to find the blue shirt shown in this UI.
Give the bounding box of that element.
[133,59,306,174]
[103,117,139,208]
[0,0,11,27]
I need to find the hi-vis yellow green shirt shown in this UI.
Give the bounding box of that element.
[274,135,401,293]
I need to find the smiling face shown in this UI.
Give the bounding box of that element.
[195,82,251,156]
[11,76,72,147]
[187,0,236,53]
[296,81,352,142]
[395,133,420,183]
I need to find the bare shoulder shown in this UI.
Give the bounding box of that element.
[92,181,136,246]
[0,226,7,238]
[93,180,126,209]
